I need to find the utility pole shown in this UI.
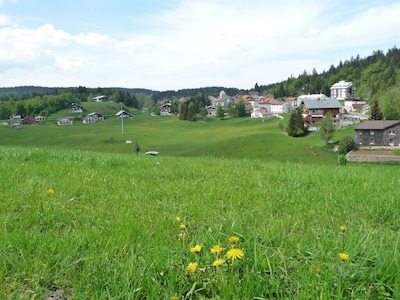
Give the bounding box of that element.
[120,102,124,135]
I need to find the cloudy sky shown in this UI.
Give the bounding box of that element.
[0,0,399,91]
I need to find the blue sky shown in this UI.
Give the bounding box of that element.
[0,0,399,91]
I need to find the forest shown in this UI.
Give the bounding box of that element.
[1,46,399,120]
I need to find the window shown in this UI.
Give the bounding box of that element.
[370,130,374,135]
[389,130,395,135]
[359,131,362,135]
[369,137,374,145]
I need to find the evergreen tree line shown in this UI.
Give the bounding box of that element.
[179,93,210,121]
[260,46,400,101]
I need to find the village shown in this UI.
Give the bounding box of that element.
[7,80,400,154]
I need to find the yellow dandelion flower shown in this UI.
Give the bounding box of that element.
[176,216,181,222]
[339,252,349,261]
[171,296,179,300]
[315,266,321,273]
[46,189,55,195]
[226,248,244,260]
[228,236,240,244]
[212,258,226,267]
[179,224,186,230]
[210,245,225,255]
[339,225,346,233]
[190,244,202,254]
[186,262,198,273]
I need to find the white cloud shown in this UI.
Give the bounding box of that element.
[0,1,400,90]
[0,0,17,6]
[0,14,13,25]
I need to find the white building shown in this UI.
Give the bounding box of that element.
[330,81,356,100]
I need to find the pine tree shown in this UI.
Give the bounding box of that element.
[370,99,382,120]
[179,101,188,120]
[287,106,307,137]
[187,102,195,121]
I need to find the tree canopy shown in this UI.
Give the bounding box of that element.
[319,112,335,145]
[286,106,307,137]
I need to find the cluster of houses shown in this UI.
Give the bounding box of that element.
[160,81,367,132]
[9,95,132,127]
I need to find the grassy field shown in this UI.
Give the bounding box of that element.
[1,111,354,164]
[1,113,399,299]
[0,147,399,299]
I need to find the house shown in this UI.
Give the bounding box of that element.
[301,98,342,131]
[35,116,46,122]
[251,107,274,119]
[205,105,217,116]
[214,91,236,107]
[92,95,109,102]
[330,81,356,100]
[11,123,22,129]
[57,118,73,125]
[70,103,83,113]
[343,98,367,112]
[83,112,104,124]
[285,97,297,109]
[296,94,328,107]
[9,114,21,120]
[115,110,132,119]
[22,116,39,125]
[354,120,400,147]
[160,102,171,116]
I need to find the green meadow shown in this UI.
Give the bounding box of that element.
[1,112,399,299]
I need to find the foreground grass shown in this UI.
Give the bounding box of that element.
[1,147,399,299]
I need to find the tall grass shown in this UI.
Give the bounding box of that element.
[1,147,399,299]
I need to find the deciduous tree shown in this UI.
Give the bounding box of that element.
[319,112,335,145]
[380,88,400,120]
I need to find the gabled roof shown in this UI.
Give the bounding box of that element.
[297,94,328,101]
[115,110,132,116]
[355,120,400,130]
[331,80,354,89]
[301,98,342,109]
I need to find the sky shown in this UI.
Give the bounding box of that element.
[0,0,399,91]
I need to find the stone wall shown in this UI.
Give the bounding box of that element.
[346,151,400,162]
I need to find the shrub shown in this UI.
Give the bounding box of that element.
[338,136,354,154]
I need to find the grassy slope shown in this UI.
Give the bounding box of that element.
[0,148,399,298]
[0,112,354,163]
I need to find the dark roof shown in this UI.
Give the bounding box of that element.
[355,120,400,130]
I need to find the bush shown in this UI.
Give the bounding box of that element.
[338,136,354,154]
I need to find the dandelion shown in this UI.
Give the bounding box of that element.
[176,217,181,222]
[226,248,244,260]
[228,236,240,244]
[190,244,202,254]
[339,252,349,261]
[179,224,186,230]
[46,189,55,195]
[315,266,321,273]
[339,225,346,233]
[212,258,226,267]
[210,245,225,256]
[171,296,179,300]
[185,262,198,274]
